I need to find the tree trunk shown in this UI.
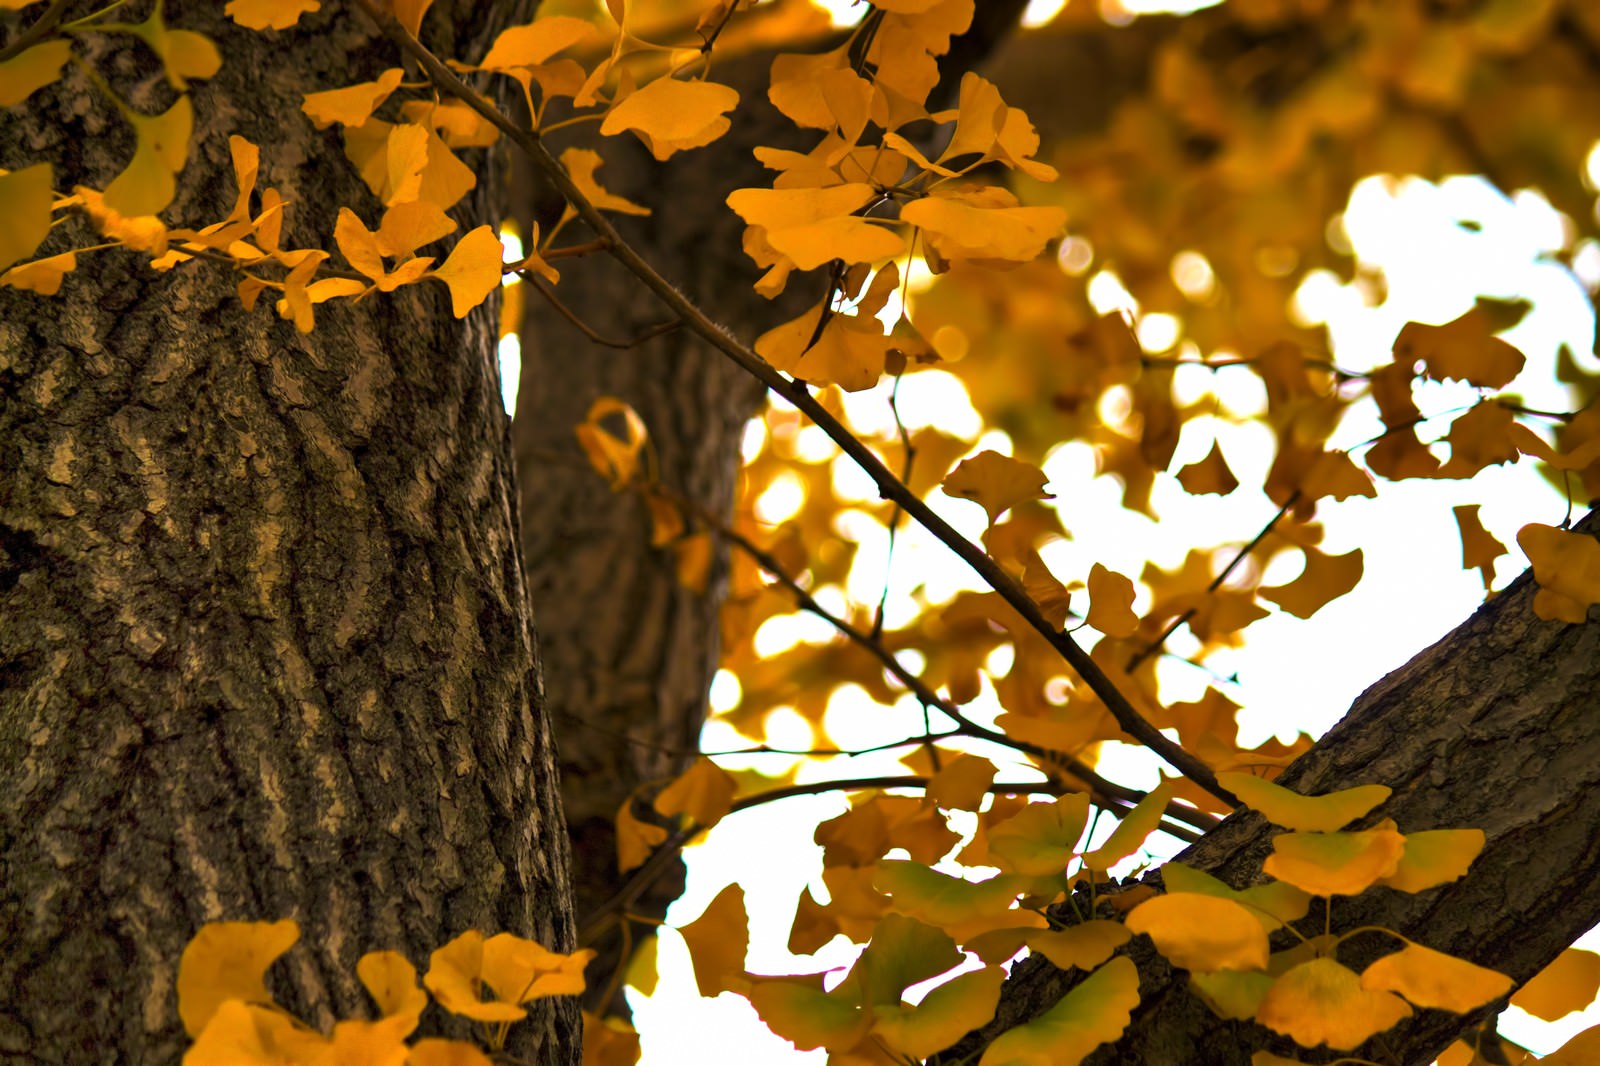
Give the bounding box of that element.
[0,2,578,1062]
[939,510,1600,1065]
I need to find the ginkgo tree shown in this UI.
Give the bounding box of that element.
[4,0,1600,1065]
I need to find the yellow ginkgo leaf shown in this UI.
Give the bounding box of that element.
[1126,893,1270,973]
[1215,773,1390,832]
[672,531,714,593]
[0,39,73,107]
[1020,552,1073,629]
[0,163,55,274]
[390,0,433,35]
[176,919,301,1036]
[104,95,193,217]
[1257,957,1412,1050]
[425,931,527,1022]
[1360,942,1513,1013]
[1261,547,1364,620]
[575,396,649,490]
[727,184,904,271]
[1298,450,1377,502]
[749,973,870,1052]
[301,69,404,130]
[560,147,650,222]
[654,758,737,829]
[754,300,896,393]
[1511,949,1600,1021]
[1176,442,1240,496]
[356,951,427,1029]
[873,861,1046,943]
[1376,828,1484,893]
[978,956,1139,1066]
[986,792,1091,876]
[676,882,749,997]
[1395,307,1527,389]
[376,200,455,258]
[1026,921,1132,973]
[1544,1026,1600,1066]
[616,796,668,873]
[1517,523,1600,623]
[902,186,1066,264]
[941,451,1052,525]
[1453,505,1507,591]
[480,932,594,1003]
[581,1012,642,1066]
[1081,781,1173,872]
[429,225,503,317]
[924,753,997,813]
[872,966,1005,1060]
[1158,862,1311,933]
[1190,970,1274,1020]
[224,0,319,30]
[0,250,76,295]
[600,77,739,161]
[335,207,387,281]
[184,999,326,1066]
[476,16,596,70]
[1086,563,1138,638]
[408,1039,496,1066]
[1262,822,1407,896]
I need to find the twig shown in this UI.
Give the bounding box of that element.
[0,0,72,63]
[349,0,1237,808]
[523,272,680,349]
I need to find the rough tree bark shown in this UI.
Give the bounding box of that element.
[937,510,1600,1065]
[0,2,579,1063]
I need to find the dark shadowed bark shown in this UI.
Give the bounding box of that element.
[0,1,578,1062]
[937,510,1600,1065]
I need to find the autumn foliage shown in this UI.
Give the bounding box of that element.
[7,0,1600,1062]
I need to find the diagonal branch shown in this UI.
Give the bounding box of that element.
[349,0,1237,807]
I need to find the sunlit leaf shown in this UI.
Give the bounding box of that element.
[1159,862,1311,932]
[1086,563,1138,638]
[872,966,1005,1059]
[1517,523,1600,623]
[924,754,998,813]
[1190,970,1274,1020]
[601,77,739,161]
[1511,949,1600,1021]
[225,0,319,30]
[654,757,736,829]
[302,69,404,130]
[1261,547,1364,620]
[0,163,55,274]
[1262,823,1407,896]
[0,40,72,107]
[986,792,1090,876]
[1082,781,1173,872]
[941,451,1052,525]
[1257,957,1411,1050]
[1360,942,1512,1012]
[1026,921,1131,972]
[430,225,504,317]
[1176,442,1239,496]
[1376,828,1484,893]
[105,95,193,217]
[978,957,1139,1066]
[677,883,749,997]
[1125,893,1270,972]
[1215,773,1389,832]
[1395,308,1526,390]
[176,919,300,1036]
[357,951,427,1031]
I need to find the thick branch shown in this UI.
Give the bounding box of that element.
[939,510,1600,1065]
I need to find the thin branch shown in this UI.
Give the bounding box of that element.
[0,0,72,63]
[350,0,1237,808]
[523,272,681,349]
[1126,491,1300,673]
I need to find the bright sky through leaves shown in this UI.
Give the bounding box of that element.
[626,152,1599,1066]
